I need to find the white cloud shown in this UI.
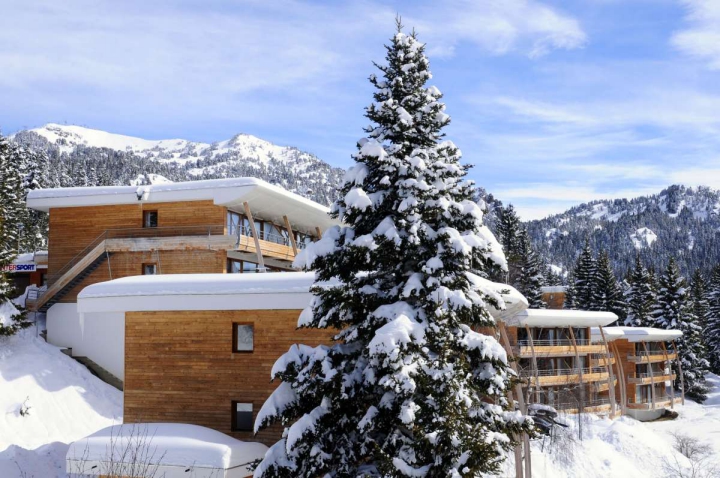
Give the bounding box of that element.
[671,0,720,69]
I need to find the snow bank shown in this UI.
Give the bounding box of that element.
[67,423,267,470]
[0,329,122,477]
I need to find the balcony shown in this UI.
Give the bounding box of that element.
[520,367,609,386]
[628,372,676,385]
[547,398,613,413]
[628,353,677,364]
[627,396,682,410]
[516,339,607,358]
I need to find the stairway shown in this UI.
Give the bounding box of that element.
[33,246,111,312]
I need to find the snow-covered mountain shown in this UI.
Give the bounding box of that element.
[524,185,720,277]
[12,124,344,205]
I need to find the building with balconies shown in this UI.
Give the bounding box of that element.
[25,178,338,386]
[591,327,683,421]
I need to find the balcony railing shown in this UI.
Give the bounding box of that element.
[548,398,612,411]
[229,224,307,250]
[520,366,607,378]
[517,339,592,347]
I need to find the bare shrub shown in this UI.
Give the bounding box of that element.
[662,432,719,478]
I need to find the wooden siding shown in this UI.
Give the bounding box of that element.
[57,250,226,303]
[124,310,333,446]
[48,201,226,277]
[542,291,565,309]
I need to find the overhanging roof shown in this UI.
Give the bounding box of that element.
[506,309,618,328]
[26,177,338,235]
[591,326,683,343]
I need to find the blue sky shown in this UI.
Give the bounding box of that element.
[2,0,720,219]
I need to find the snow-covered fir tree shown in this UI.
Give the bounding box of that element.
[689,269,709,331]
[515,229,546,309]
[624,256,656,327]
[565,240,598,310]
[704,265,720,373]
[495,204,522,281]
[653,258,709,402]
[253,23,533,477]
[0,134,30,336]
[19,148,50,252]
[594,250,625,323]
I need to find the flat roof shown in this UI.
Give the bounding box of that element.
[26,177,337,235]
[77,272,320,313]
[591,326,682,343]
[506,309,618,328]
[66,423,267,471]
[77,272,529,321]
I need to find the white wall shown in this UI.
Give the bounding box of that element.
[47,303,125,381]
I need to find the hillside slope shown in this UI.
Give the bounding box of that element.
[11,123,344,206]
[525,185,720,276]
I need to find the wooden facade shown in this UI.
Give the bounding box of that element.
[123,309,332,446]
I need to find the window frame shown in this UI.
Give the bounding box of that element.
[231,401,254,432]
[143,210,158,228]
[232,322,254,353]
[142,263,157,275]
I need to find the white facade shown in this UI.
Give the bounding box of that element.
[48,303,125,381]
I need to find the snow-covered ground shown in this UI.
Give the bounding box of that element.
[499,373,720,478]
[0,327,122,478]
[2,311,720,477]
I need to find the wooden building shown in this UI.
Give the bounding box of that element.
[498,309,620,416]
[25,178,337,384]
[591,327,684,421]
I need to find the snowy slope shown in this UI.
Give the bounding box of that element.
[0,324,122,478]
[24,123,328,173]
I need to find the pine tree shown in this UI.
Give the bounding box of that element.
[654,258,709,402]
[515,229,545,308]
[624,256,656,327]
[253,23,533,477]
[566,240,598,310]
[0,134,30,336]
[594,250,625,322]
[19,148,50,252]
[704,265,720,373]
[495,204,522,282]
[689,269,709,331]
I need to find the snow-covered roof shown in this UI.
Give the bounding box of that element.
[540,286,566,294]
[591,326,683,343]
[77,272,320,313]
[11,251,48,267]
[506,309,618,328]
[26,177,337,234]
[78,272,528,322]
[66,423,267,474]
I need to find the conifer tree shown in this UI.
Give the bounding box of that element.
[19,148,50,252]
[689,269,709,331]
[565,240,598,310]
[654,258,709,402]
[624,256,656,327]
[594,250,625,322]
[253,23,533,477]
[0,134,30,336]
[704,265,720,373]
[495,204,522,281]
[515,229,546,309]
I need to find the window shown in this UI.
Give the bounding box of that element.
[227,259,261,274]
[231,402,253,431]
[143,211,158,228]
[143,263,157,275]
[233,323,254,352]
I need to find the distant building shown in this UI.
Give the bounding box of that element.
[541,285,566,309]
[3,251,47,292]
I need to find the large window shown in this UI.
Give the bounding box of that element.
[231,402,253,431]
[143,211,158,228]
[226,259,279,274]
[233,323,254,352]
[227,211,250,236]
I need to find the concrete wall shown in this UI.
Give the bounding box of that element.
[47,303,125,381]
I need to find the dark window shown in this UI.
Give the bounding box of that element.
[227,259,261,274]
[142,263,157,275]
[232,402,253,431]
[143,211,158,228]
[233,323,254,352]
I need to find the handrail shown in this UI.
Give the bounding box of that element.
[230,224,307,250]
[632,371,671,379]
[520,366,606,377]
[517,339,593,347]
[47,231,108,285]
[550,398,612,410]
